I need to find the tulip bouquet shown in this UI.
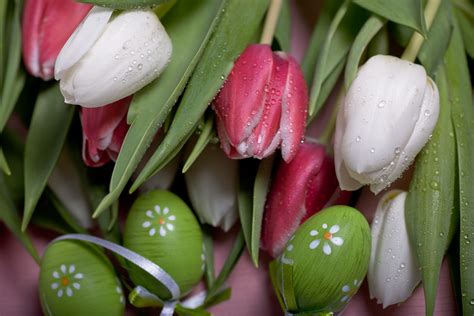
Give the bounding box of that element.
[0,0,473,315]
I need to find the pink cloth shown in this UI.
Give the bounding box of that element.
[0,1,457,315]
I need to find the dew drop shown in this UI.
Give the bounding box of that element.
[378,101,386,108]
[394,147,401,155]
[114,54,120,60]
[356,136,361,142]
[424,110,431,117]
[370,148,375,153]
[137,64,143,70]
[470,299,474,306]
[400,263,406,269]
[113,77,118,81]
[386,277,391,282]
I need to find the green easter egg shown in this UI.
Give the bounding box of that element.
[39,240,125,316]
[275,206,371,314]
[123,190,203,299]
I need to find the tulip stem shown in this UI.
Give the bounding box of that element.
[260,0,284,45]
[400,0,442,62]
[318,89,344,149]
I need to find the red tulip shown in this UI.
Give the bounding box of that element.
[80,96,132,167]
[22,0,91,80]
[261,142,351,257]
[213,44,307,162]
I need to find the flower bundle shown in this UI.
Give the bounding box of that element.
[0,0,473,315]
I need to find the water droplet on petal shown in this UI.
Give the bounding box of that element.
[378,101,386,108]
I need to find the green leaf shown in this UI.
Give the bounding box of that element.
[301,0,342,85]
[202,228,215,289]
[77,0,170,9]
[366,24,389,56]
[274,0,291,52]
[344,15,386,91]
[443,15,474,315]
[0,147,11,175]
[131,0,270,192]
[353,0,427,35]
[200,287,231,310]
[44,189,88,235]
[237,160,254,257]
[93,0,227,218]
[405,66,457,316]
[205,230,244,303]
[251,156,274,267]
[23,84,74,231]
[417,0,453,77]
[453,1,474,59]
[0,175,39,263]
[182,115,215,173]
[308,1,368,118]
[0,0,25,132]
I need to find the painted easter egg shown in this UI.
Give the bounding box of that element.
[275,205,371,314]
[123,190,203,300]
[39,240,125,316]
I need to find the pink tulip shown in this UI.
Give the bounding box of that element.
[22,0,91,80]
[261,142,351,257]
[213,44,307,162]
[80,96,132,167]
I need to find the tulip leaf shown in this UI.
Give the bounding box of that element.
[417,0,453,77]
[237,160,255,258]
[0,175,40,263]
[344,15,386,91]
[93,0,227,218]
[202,229,215,288]
[0,0,25,133]
[274,0,291,52]
[405,66,457,316]
[301,0,342,85]
[352,0,427,36]
[23,84,74,231]
[182,115,215,173]
[130,0,269,192]
[0,147,11,175]
[77,0,170,10]
[308,1,368,118]
[443,17,474,315]
[45,189,88,235]
[205,230,244,303]
[453,1,474,59]
[251,156,274,267]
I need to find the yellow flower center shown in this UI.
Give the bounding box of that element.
[158,218,165,225]
[323,232,332,240]
[61,277,69,286]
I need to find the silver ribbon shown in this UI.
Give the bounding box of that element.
[53,234,181,315]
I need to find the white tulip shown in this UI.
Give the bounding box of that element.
[55,7,172,107]
[368,190,421,308]
[334,55,439,194]
[185,145,239,231]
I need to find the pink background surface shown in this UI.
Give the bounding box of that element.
[0,1,458,315]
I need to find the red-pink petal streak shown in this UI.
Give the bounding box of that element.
[22,0,91,80]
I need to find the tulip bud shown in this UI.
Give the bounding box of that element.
[334,55,439,194]
[55,8,172,107]
[213,44,307,162]
[22,0,92,80]
[368,190,421,308]
[262,142,350,257]
[80,96,132,167]
[184,144,239,231]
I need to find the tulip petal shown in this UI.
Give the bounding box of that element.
[58,10,172,107]
[368,190,421,308]
[55,6,113,80]
[279,53,308,162]
[341,55,426,175]
[22,0,46,78]
[262,142,326,257]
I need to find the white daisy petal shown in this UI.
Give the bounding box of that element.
[309,239,321,249]
[287,244,294,251]
[142,221,151,228]
[120,296,125,304]
[149,228,156,236]
[329,225,340,234]
[310,230,318,236]
[323,243,332,255]
[57,289,63,298]
[163,207,169,215]
[73,283,81,290]
[322,223,328,229]
[146,210,154,218]
[53,271,60,279]
[160,226,166,236]
[61,264,67,273]
[166,223,174,231]
[51,283,59,290]
[74,273,83,279]
[66,287,73,297]
[116,287,122,294]
[168,215,176,221]
[155,205,161,215]
[353,279,359,286]
[69,265,75,273]
[342,285,350,292]
[341,295,349,302]
[331,237,344,246]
